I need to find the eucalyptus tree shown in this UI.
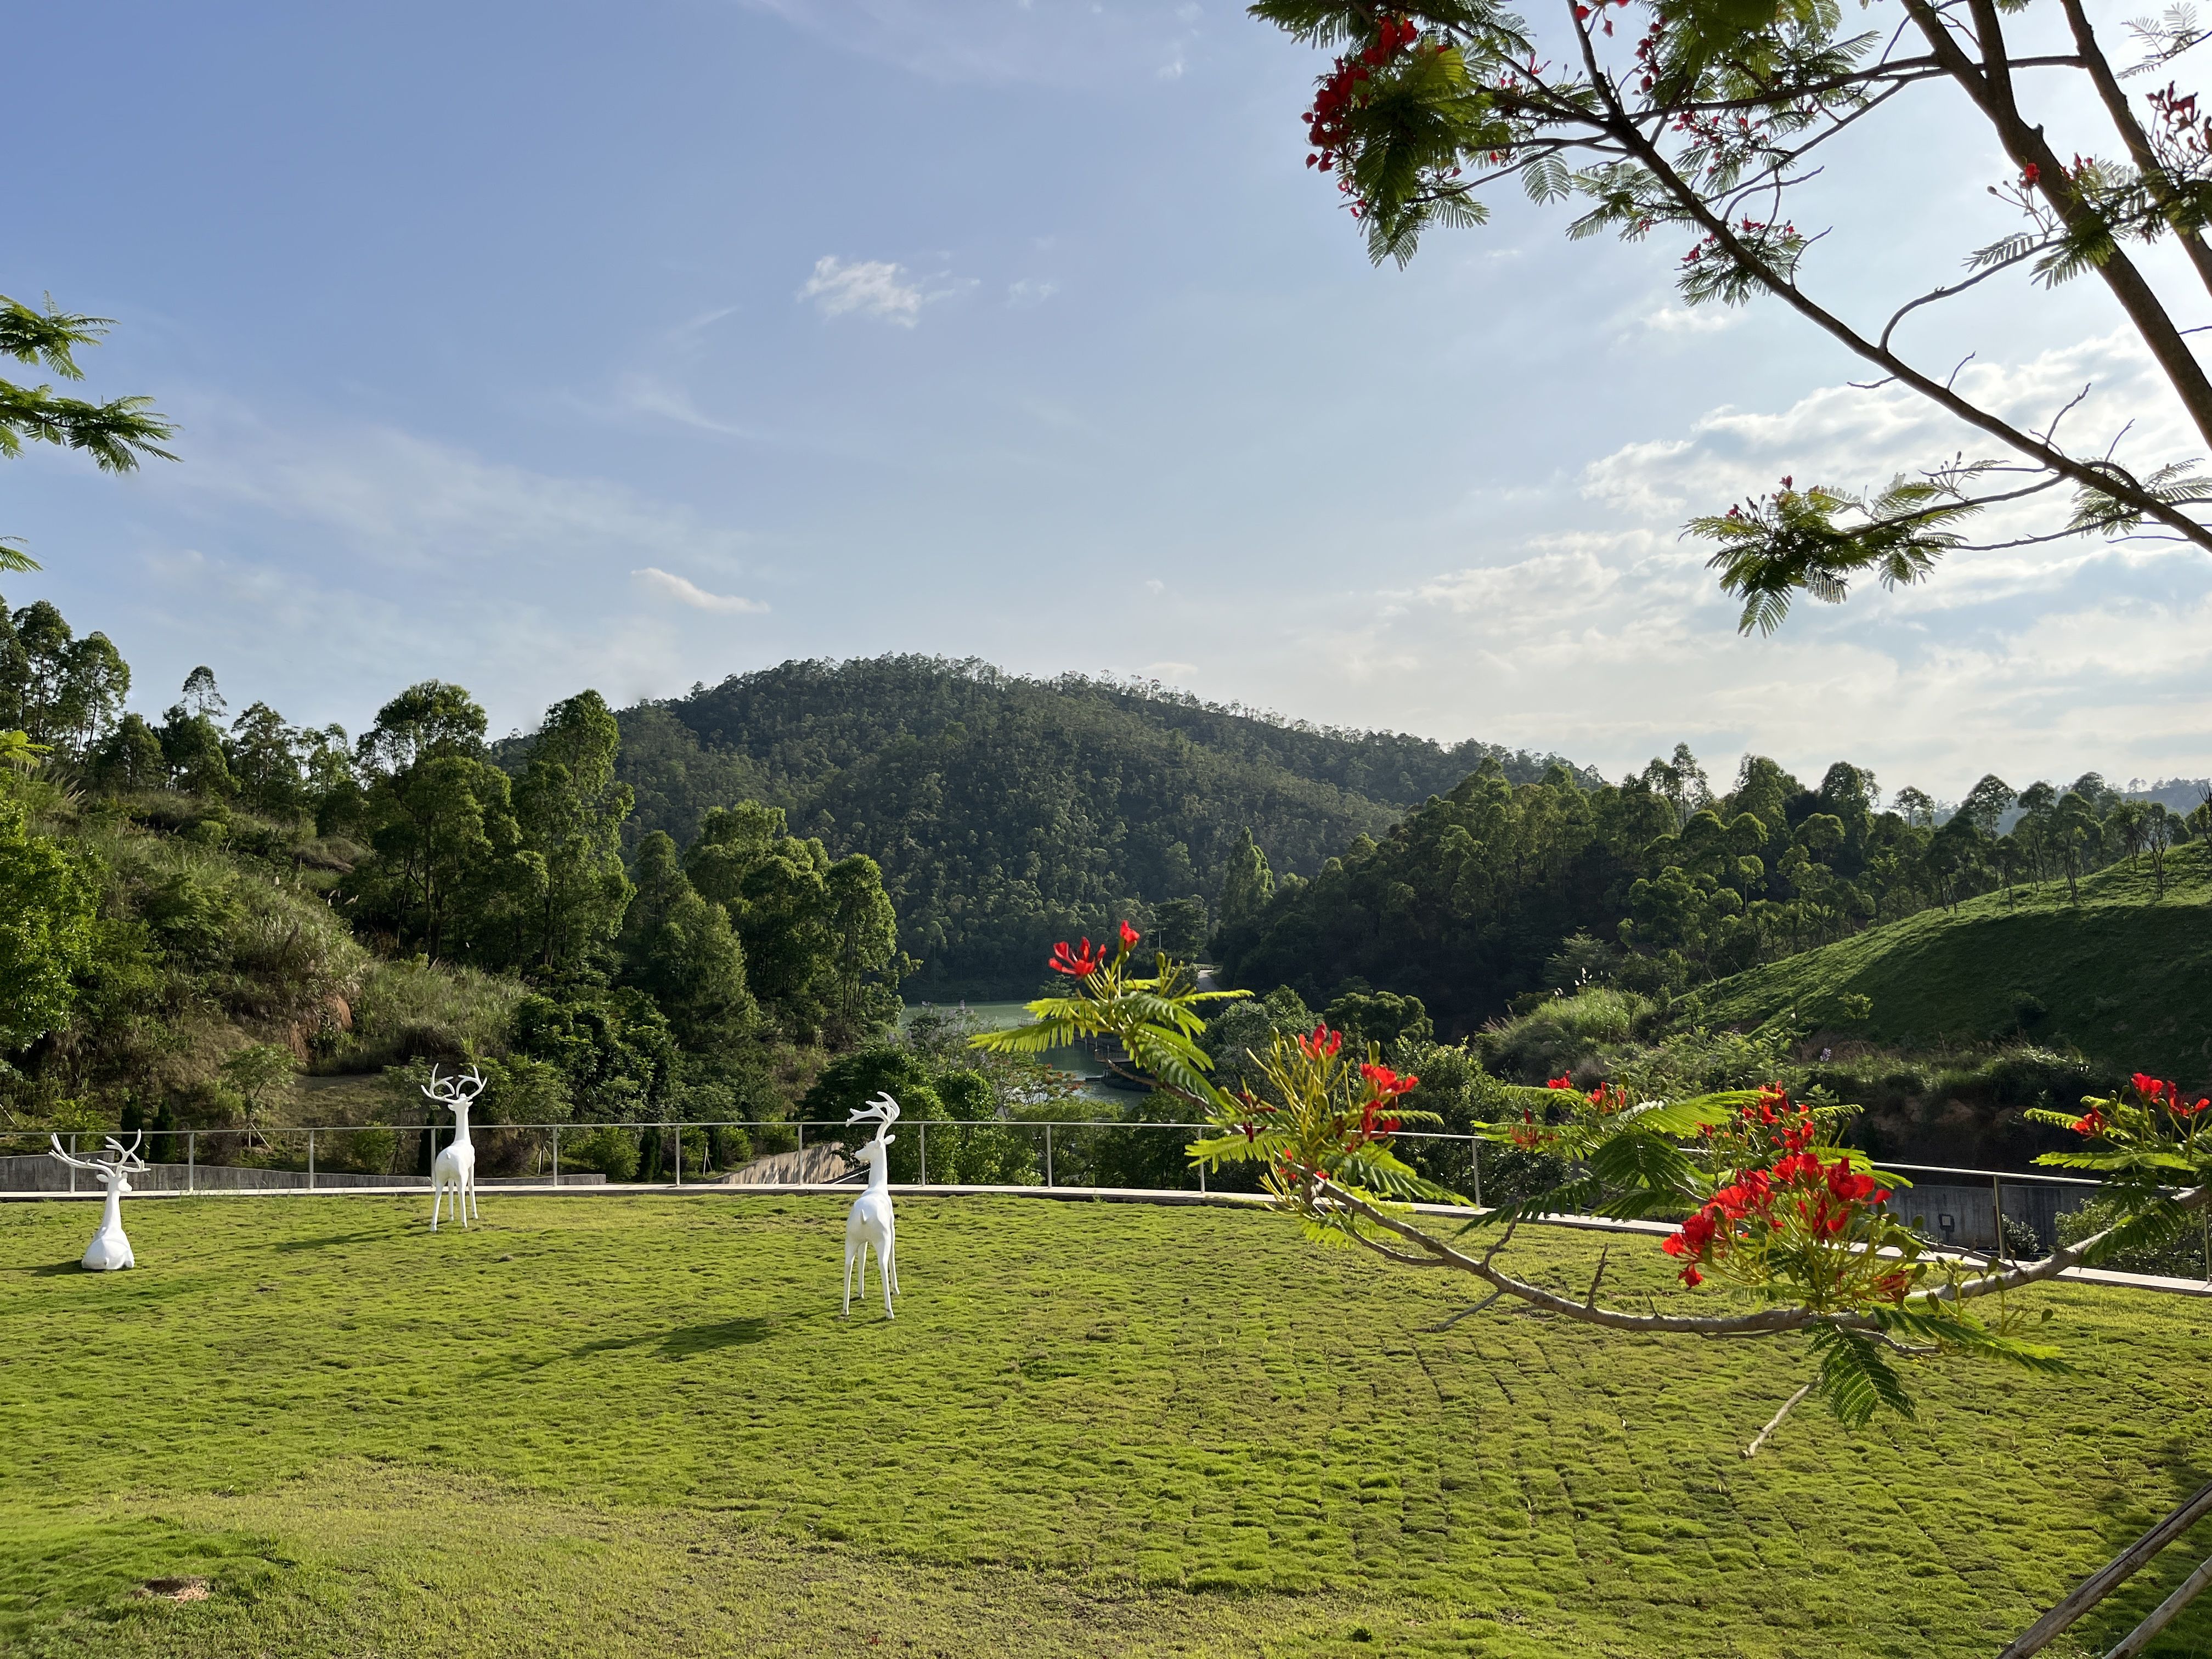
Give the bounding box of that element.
[1249,0,2212,625]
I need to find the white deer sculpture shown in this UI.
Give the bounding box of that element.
[843,1092,901,1319]
[424,1064,484,1232]
[47,1132,149,1271]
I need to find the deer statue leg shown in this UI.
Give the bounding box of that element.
[843,1233,855,1316]
[878,1227,894,1319]
[886,1221,900,1297]
[469,1173,479,1224]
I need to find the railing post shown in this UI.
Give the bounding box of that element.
[308,1129,315,1191]
[188,1131,195,1194]
[551,1125,560,1188]
[797,1121,804,1183]
[674,1124,681,1188]
[917,1119,927,1186]
[1046,1124,1054,1188]
[1471,1136,1482,1209]
[1991,1171,2006,1261]
[69,1133,77,1194]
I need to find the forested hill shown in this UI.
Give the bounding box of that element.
[607,656,1589,996]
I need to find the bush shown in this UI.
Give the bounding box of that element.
[345,960,522,1071]
[561,1124,640,1182]
[2057,1195,2211,1279]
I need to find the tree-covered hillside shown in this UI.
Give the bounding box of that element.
[1221,743,2212,1040]
[611,656,1590,996]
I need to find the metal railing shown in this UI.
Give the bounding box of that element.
[0,1121,2123,1241]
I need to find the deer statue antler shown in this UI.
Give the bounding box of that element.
[101,1132,146,1170]
[847,1092,902,1141]
[452,1064,485,1103]
[47,1133,100,1174]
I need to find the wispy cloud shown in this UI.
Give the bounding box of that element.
[1007,278,1059,308]
[799,256,926,325]
[631,567,769,614]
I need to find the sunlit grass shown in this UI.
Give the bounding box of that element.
[1,1193,2207,1657]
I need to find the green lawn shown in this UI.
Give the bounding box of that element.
[1691,841,2212,1079]
[2,1192,2209,1657]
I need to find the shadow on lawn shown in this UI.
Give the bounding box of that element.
[2061,1444,2212,1657]
[568,1314,784,1362]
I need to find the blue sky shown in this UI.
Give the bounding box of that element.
[9,0,2209,798]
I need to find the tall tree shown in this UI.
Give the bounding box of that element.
[510,691,634,974]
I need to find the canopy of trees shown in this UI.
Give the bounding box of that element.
[1221,745,2206,1035]
[607,654,1593,996]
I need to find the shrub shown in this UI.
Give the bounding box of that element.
[2057,1195,2211,1279]
[562,1124,640,1182]
[345,960,523,1071]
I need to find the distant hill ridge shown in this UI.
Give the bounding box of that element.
[605,654,1591,995]
[1689,840,2212,1082]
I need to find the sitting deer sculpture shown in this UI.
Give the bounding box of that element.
[843,1093,901,1319]
[425,1064,484,1232]
[47,1132,149,1271]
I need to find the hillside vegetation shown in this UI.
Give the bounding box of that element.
[1689,841,2212,1084]
[610,656,1587,995]
[5,1194,2210,1658]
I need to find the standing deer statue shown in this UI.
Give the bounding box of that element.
[843,1093,901,1319]
[47,1132,148,1271]
[425,1064,483,1232]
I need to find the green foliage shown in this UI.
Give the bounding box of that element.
[2057,1193,2211,1279]
[799,1046,1037,1183]
[0,792,97,1049]
[619,656,1585,995]
[0,294,175,565]
[510,988,673,1122]
[559,1122,639,1180]
[1691,476,1975,637]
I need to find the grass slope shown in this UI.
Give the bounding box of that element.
[2,1194,2209,1658]
[1692,842,2212,1083]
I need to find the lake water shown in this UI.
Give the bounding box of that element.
[901,999,1124,1108]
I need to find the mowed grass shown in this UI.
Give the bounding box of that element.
[1692,841,2212,1080]
[2,1194,2210,1658]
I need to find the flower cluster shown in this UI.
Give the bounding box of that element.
[1047,921,1142,978]
[1048,937,1107,977]
[2148,82,2209,162]
[1572,0,1634,37]
[1305,14,1425,172]
[1298,1023,1344,1059]
[1658,1086,1914,1300]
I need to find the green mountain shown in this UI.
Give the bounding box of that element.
[1686,840,2212,1082]
[611,656,1589,996]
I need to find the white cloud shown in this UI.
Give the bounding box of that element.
[798,256,926,326]
[1143,578,1165,595]
[631,567,770,614]
[1311,330,2212,792]
[1640,304,1737,335]
[1007,278,1059,308]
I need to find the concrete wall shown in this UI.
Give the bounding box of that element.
[1885,1177,2096,1253]
[0,1157,610,1195]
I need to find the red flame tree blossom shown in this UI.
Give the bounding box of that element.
[977,956,2212,1431]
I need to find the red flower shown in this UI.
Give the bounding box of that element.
[2177,1097,2212,1118]
[1360,1061,1419,1099]
[2021,161,2040,184]
[1118,920,1141,952]
[2072,1108,2109,1138]
[1680,1266,1704,1287]
[1048,937,1107,977]
[1297,1024,1344,1059]
[1545,1074,1573,1090]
